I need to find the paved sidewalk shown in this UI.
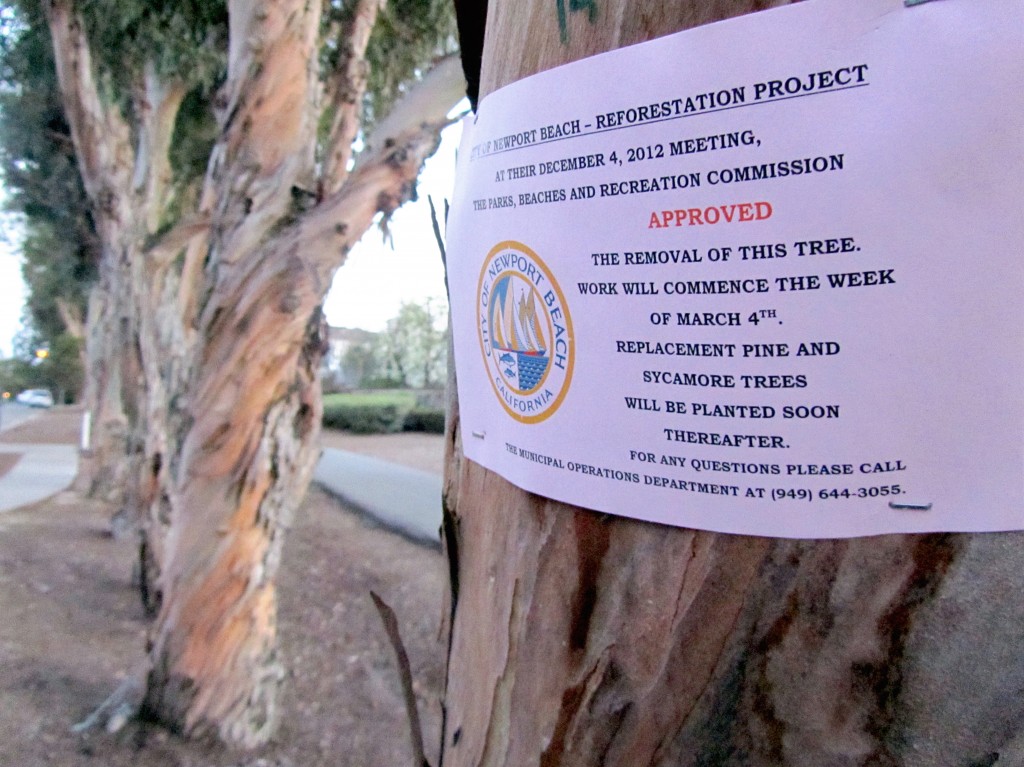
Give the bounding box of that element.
[0,442,79,512]
[0,401,77,513]
[313,449,443,546]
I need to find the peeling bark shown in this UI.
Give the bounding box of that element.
[44,0,192,508]
[440,2,1024,766]
[321,0,385,195]
[46,0,463,746]
[132,0,461,744]
[44,0,141,497]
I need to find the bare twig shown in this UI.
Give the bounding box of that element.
[370,591,432,767]
[428,195,449,300]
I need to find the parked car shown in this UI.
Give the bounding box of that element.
[15,389,54,408]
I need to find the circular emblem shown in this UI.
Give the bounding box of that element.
[477,241,574,424]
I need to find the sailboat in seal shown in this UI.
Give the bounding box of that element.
[490,275,549,392]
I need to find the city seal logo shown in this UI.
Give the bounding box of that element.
[477,241,574,424]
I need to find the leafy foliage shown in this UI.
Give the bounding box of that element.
[322,401,403,433]
[19,223,95,340]
[372,298,447,389]
[320,390,444,434]
[77,0,228,100]
[0,4,98,344]
[363,0,456,127]
[321,0,456,134]
[323,390,418,408]
[401,406,444,433]
[165,84,219,220]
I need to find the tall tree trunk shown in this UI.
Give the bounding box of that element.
[44,0,184,503]
[45,0,463,746]
[138,0,462,744]
[46,0,137,499]
[439,3,1024,766]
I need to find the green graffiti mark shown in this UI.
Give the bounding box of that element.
[557,0,598,44]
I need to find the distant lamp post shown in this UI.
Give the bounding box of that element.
[34,347,49,360]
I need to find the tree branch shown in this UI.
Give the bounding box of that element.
[371,591,432,767]
[273,56,464,288]
[145,216,212,270]
[294,121,447,291]
[42,0,134,223]
[55,297,85,339]
[320,0,386,196]
[357,55,466,165]
[202,0,322,273]
[132,63,187,233]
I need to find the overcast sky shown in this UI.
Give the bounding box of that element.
[0,222,26,358]
[323,118,461,331]
[0,119,464,357]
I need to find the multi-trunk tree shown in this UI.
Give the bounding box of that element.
[438,2,1024,766]
[11,0,463,746]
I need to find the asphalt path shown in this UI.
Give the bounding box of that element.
[313,449,443,546]
[0,401,38,433]
[0,403,443,545]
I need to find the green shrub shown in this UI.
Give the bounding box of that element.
[321,403,403,434]
[360,376,406,390]
[323,390,417,409]
[321,390,445,434]
[402,407,445,434]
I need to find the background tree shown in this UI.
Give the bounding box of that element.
[0,7,98,380]
[31,331,82,401]
[374,297,448,388]
[341,336,384,387]
[0,0,465,746]
[0,356,28,394]
[6,328,83,400]
[439,2,1024,766]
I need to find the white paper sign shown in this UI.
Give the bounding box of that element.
[445,0,1024,538]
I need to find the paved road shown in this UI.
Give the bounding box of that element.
[0,402,38,433]
[0,404,442,543]
[313,449,443,546]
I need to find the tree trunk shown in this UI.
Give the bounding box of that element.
[439,3,1024,766]
[45,0,184,504]
[46,0,461,743]
[137,0,462,744]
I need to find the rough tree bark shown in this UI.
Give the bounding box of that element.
[45,0,464,745]
[439,3,1024,766]
[44,0,183,500]
[134,2,463,746]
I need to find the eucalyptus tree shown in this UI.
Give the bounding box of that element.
[439,2,1024,766]
[14,0,462,746]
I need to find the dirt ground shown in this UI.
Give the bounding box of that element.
[0,411,449,766]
